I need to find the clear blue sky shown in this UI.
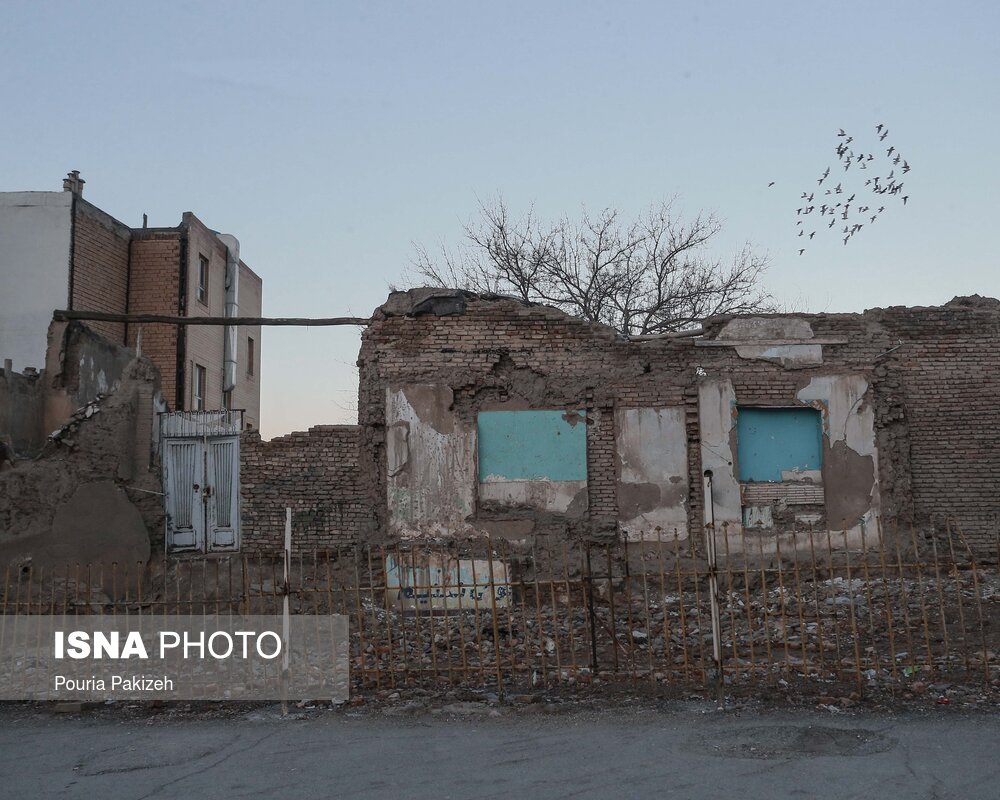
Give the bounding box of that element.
[3,1,997,438]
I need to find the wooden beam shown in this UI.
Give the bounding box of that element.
[53,310,370,327]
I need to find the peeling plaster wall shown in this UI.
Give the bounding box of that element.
[358,290,1000,557]
[386,384,476,538]
[797,374,880,537]
[616,407,689,540]
[697,380,742,532]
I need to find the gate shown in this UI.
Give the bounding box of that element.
[160,410,243,553]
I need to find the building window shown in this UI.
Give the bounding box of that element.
[247,336,255,377]
[736,407,823,482]
[476,409,588,513]
[193,364,207,411]
[736,406,824,529]
[223,389,232,410]
[197,255,209,305]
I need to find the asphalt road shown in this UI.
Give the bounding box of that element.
[2,703,998,799]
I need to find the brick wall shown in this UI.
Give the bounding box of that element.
[358,291,1000,554]
[70,200,130,343]
[240,426,367,553]
[128,231,182,408]
[873,300,1000,550]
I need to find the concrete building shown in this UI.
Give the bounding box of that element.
[0,171,262,429]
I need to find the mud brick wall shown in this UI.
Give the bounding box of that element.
[241,426,367,553]
[70,200,131,344]
[0,357,164,561]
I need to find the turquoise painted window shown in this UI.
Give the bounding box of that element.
[477,410,587,482]
[736,407,822,482]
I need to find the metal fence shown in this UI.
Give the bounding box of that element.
[2,520,998,698]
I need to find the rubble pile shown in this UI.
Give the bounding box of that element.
[345,570,1000,699]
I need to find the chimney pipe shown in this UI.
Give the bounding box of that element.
[62,170,85,197]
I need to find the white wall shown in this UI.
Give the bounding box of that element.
[0,192,72,371]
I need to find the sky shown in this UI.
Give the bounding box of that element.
[2,1,998,439]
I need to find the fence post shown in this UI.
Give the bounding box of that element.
[703,470,724,694]
[584,544,599,671]
[281,507,291,716]
[485,536,505,700]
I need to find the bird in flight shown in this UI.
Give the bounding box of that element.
[799,248,805,256]
[793,123,912,252]
[768,181,776,187]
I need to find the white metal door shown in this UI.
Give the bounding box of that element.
[163,434,240,553]
[205,436,239,552]
[163,439,203,552]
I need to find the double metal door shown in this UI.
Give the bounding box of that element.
[163,435,240,553]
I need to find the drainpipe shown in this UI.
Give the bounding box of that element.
[216,234,240,404]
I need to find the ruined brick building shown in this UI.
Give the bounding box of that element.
[263,288,997,557]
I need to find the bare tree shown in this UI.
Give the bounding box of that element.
[411,198,774,336]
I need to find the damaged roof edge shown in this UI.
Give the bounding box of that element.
[375,288,1000,343]
[376,287,689,342]
[377,288,622,335]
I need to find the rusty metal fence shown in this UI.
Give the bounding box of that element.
[2,521,998,698]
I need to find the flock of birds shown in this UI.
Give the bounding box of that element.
[769,124,912,255]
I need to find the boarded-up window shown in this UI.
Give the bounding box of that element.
[477,410,587,482]
[736,407,822,482]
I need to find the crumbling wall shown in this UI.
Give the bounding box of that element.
[358,288,1000,558]
[867,296,1000,553]
[43,320,139,434]
[358,289,699,547]
[1,321,144,458]
[0,357,162,571]
[241,425,368,553]
[0,364,45,454]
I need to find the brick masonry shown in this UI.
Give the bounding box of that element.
[70,199,131,343]
[355,290,1000,555]
[128,230,182,407]
[240,426,368,553]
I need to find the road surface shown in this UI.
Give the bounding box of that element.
[1,701,997,799]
